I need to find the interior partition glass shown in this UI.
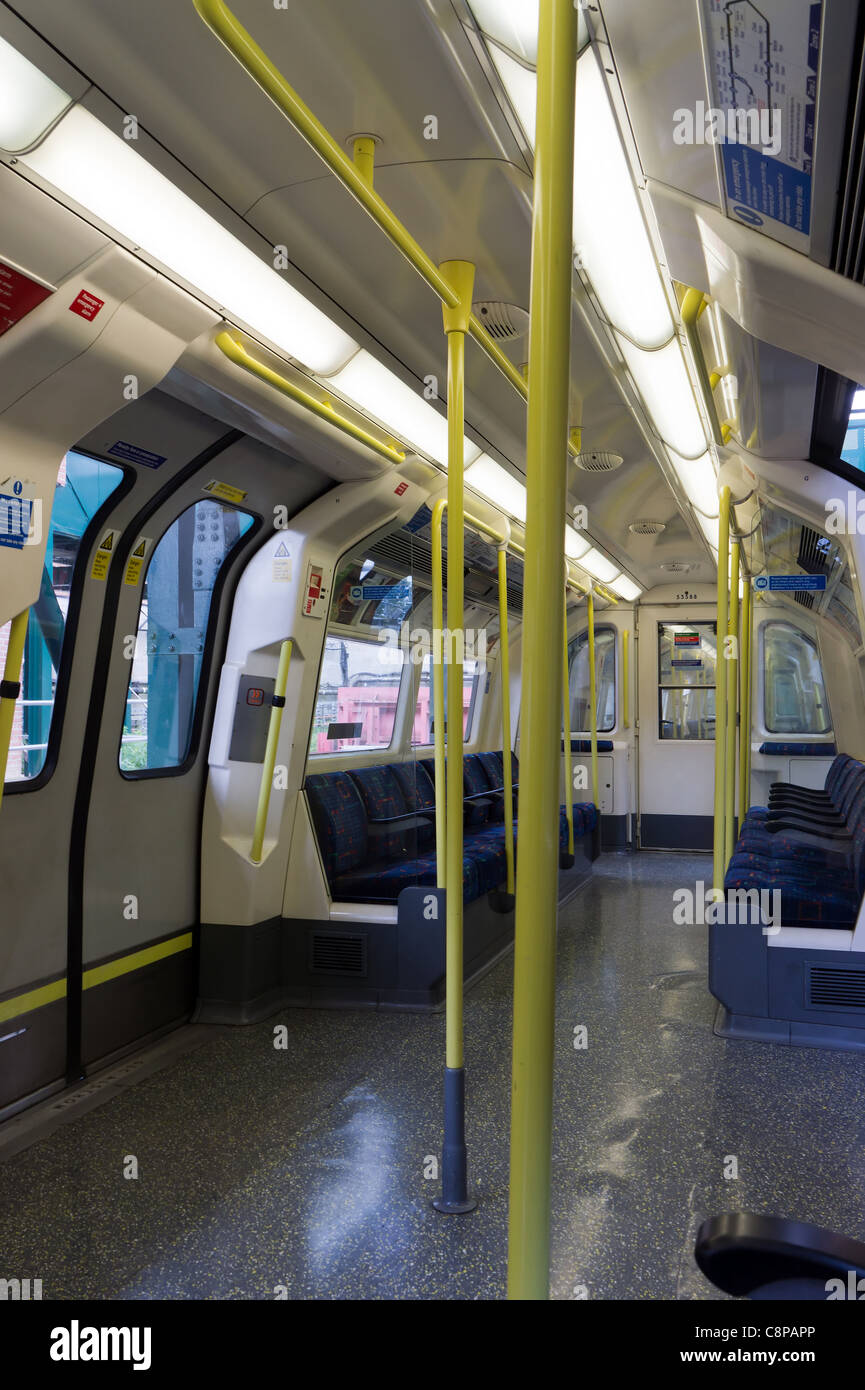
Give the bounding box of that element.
[762,620,831,734]
[568,625,616,733]
[658,621,717,740]
[119,499,254,773]
[2,451,123,784]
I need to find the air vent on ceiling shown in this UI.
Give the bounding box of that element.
[795,590,816,610]
[661,561,692,573]
[309,931,367,977]
[573,451,623,472]
[808,964,865,1011]
[797,525,832,576]
[629,519,666,535]
[472,301,529,341]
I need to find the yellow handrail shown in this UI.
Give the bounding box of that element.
[0,608,29,815]
[712,486,731,894]
[431,499,447,890]
[193,0,578,455]
[507,0,578,1301]
[681,287,725,449]
[587,589,599,810]
[214,330,404,465]
[250,638,293,864]
[725,542,740,866]
[739,569,752,826]
[623,629,630,729]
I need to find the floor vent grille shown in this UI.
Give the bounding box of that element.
[807,964,865,1011]
[309,932,368,977]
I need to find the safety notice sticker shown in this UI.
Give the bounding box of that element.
[702,0,822,253]
[303,561,328,618]
[108,441,167,469]
[0,262,52,338]
[203,479,247,505]
[124,536,152,586]
[91,528,120,581]
[0,480,33,550]
[272,541,292,583]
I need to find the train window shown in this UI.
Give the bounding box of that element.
[411,653,482,745]
[657,622,717,741]
[841,386,865,470]
[763,621,831,735]
[119,499,254,773]
[568,625,616,733]
[310,632,405,754]
[2,451,123,785]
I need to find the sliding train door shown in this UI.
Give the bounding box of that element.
[636,594,719,850]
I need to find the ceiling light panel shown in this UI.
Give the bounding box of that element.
[0,34,70,153]
[466,455,527,521]
[608,574,642,600]
[330,350,477,467]
[617,336,707,459]
[580,548,619,582]
[23,106,358,375]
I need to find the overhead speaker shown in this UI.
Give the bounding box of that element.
[574,450,623,472]
[471,301,529,341]
[629,519,666,535]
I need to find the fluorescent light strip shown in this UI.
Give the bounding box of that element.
[487,41,537,147]
[469,0,589,65]
[329,350,479,467]
[608,573,641,601]
[668,450,719,518]
[23,106,358,375]
[617,336,707,460]
[573,53,673,349]
[0,34,70,152]
[565,524,590,559]
[465,455,526,521]
[579,547,619,583]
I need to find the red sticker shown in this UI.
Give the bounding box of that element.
[0,262,52,337]
[69,289,105,321]
[394,481,408,496]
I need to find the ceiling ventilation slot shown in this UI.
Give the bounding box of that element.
[629,519,666,535]
[795,591,816,610]
[808,964,865,1011]
[661,561,692,573]
[472,301,529,341]
[832,17,865,281]
[573,451,623,472]
[309,932,367,977]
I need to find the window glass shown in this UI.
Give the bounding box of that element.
[120,499,254,773]
[2,451,123,784]
[568,625,616,733]
[311,634,405,754]
[763,621,831,734]
[658,622,717,741]
[841,386,865,470]
[412,653,481,745]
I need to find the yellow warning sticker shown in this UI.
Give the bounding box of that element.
[203,479,247,505]
[124,535,152,586]
[91,528,120,581]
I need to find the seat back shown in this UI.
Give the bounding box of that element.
[305,772,369,883]
[388,760,437,848]
[348,765,410,861]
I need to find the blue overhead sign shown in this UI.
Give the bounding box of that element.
[754,574,827,592]
[350,585,391,601]
[0,486,32,550]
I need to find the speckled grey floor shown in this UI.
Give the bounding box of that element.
[2,850,865,1300]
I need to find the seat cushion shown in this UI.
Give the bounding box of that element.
[724,868,858,929]
[334,851,480,905]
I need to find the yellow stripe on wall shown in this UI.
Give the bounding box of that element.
[0,933,193,1025]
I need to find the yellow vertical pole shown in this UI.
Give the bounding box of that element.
[433,258,476,1216]
[623,630,630,729]
[431,498,447,890]
[0,609,29,813]
[561,591,575,865]
[738,568,752,826]
[507,0,577,1301]
[352,135,376,187]
[250,639,293,863]
[725,541,740,865]
[712,486,731,895]
[587,590,599,810]
[498,545,516,899]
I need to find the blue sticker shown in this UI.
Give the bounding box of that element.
[107,441,167,468]
[0,491,32,549]
[754,573,826,591]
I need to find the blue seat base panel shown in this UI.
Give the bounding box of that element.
[305,753,599,906]
[712,754,865,1053]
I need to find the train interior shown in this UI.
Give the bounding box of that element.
[2,0,865,1310]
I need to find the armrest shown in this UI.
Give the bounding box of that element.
[695,1212,865,1298]
[765,810,845,829]
[764,826,852,854]
[367,810,435,839]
